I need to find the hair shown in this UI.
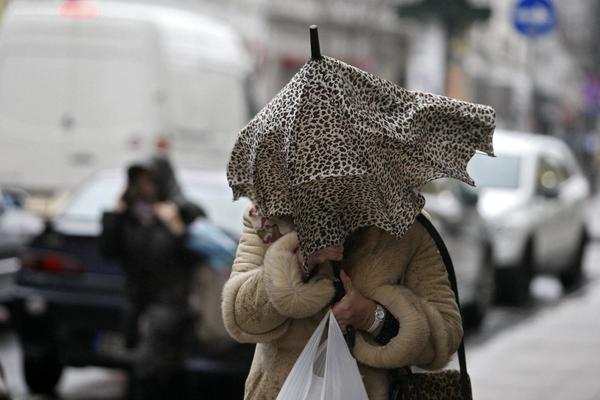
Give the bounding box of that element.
[121,169,160,206]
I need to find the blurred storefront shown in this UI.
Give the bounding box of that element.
[2,0,599,193]
[261,1,409,103]
[179,0,411,107]
[160,0,595,136]
[104,0,596,132]
[3,0,597,134]
[463,0,596,136]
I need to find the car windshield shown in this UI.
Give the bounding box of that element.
[62,174,125,223]
[183,182,249,235]
[61,174,248,235]
[467,153,521,189]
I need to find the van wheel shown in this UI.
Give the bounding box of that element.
[494,239,533,306]
[560,230,587,290]
[23,352,63,395]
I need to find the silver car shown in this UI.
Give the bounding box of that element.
[423,179,494,328]
[468,130,591,305]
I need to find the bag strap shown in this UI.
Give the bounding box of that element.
[415,213,470,400]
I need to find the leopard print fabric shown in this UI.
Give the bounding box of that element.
[392,370,472,400]
[227,55,495,267]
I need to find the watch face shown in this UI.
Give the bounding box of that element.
[375,307,385,320]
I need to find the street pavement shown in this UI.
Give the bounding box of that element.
[466,239,600,398]
[4,269,599,400]
[2,201,600,399]
[0,329,126,400]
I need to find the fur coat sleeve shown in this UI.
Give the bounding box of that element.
[351,218,464,371]
[221,208,335,343]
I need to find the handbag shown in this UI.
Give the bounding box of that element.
[389,213,473,400]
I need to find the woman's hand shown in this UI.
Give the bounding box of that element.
[115,199,126,213]
[296,244,343,276]
[154,202,185,235]
[331,270,377,333]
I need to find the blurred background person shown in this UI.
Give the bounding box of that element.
[100,156,204,400]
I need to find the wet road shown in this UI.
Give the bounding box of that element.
[1,202,600,399]
[3,263,598,400]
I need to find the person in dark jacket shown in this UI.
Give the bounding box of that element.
[101,156,204,400]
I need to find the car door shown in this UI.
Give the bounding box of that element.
[534,153,580,269]
[421,179,486,306]
[550,150,589,266]
[533,155,566,269]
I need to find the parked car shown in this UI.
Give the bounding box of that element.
[468,130,591,305]
[9,170,252,396]
[0,187,43,307]
[0,187,43,259]
[422,179,494,328]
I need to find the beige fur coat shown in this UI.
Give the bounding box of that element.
[222,206,463,400]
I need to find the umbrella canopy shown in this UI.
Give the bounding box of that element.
[227,55,495,272]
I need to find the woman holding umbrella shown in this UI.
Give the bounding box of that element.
[222,36,495,400]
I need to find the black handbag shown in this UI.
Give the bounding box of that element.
[389,213,473,400]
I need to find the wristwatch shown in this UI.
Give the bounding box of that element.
[366,303,386,333]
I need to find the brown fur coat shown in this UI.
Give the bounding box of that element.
[221,206,463,400]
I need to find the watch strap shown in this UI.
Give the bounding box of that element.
[367,304,385,333]
[374,306,400,345]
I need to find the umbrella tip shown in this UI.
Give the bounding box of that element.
[309,25,321,60]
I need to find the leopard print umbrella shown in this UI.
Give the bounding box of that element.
[227,56,495,274]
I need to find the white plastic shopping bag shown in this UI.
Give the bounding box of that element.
[276,311,369,400]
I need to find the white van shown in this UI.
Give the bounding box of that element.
[0,1,252,193]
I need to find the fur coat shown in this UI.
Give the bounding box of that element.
[222,206,463,400]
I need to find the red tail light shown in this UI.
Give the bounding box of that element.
[60,0,99,19]
[19,251,84,275]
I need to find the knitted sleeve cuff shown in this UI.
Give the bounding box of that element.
[263,232,335,319]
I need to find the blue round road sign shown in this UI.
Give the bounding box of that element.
[513,0,557,37]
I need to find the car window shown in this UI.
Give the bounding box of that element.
[2,192,20,210]
[182,181,249,235]
[467,153,521,189]
[61,174,248,235]
[553,158,571,182]
[421,178,456,194]
[421,181,441,194]
[61,175,125,222]
[536,155,569,190]
[1,192,9,210]
[555,163,570,182]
